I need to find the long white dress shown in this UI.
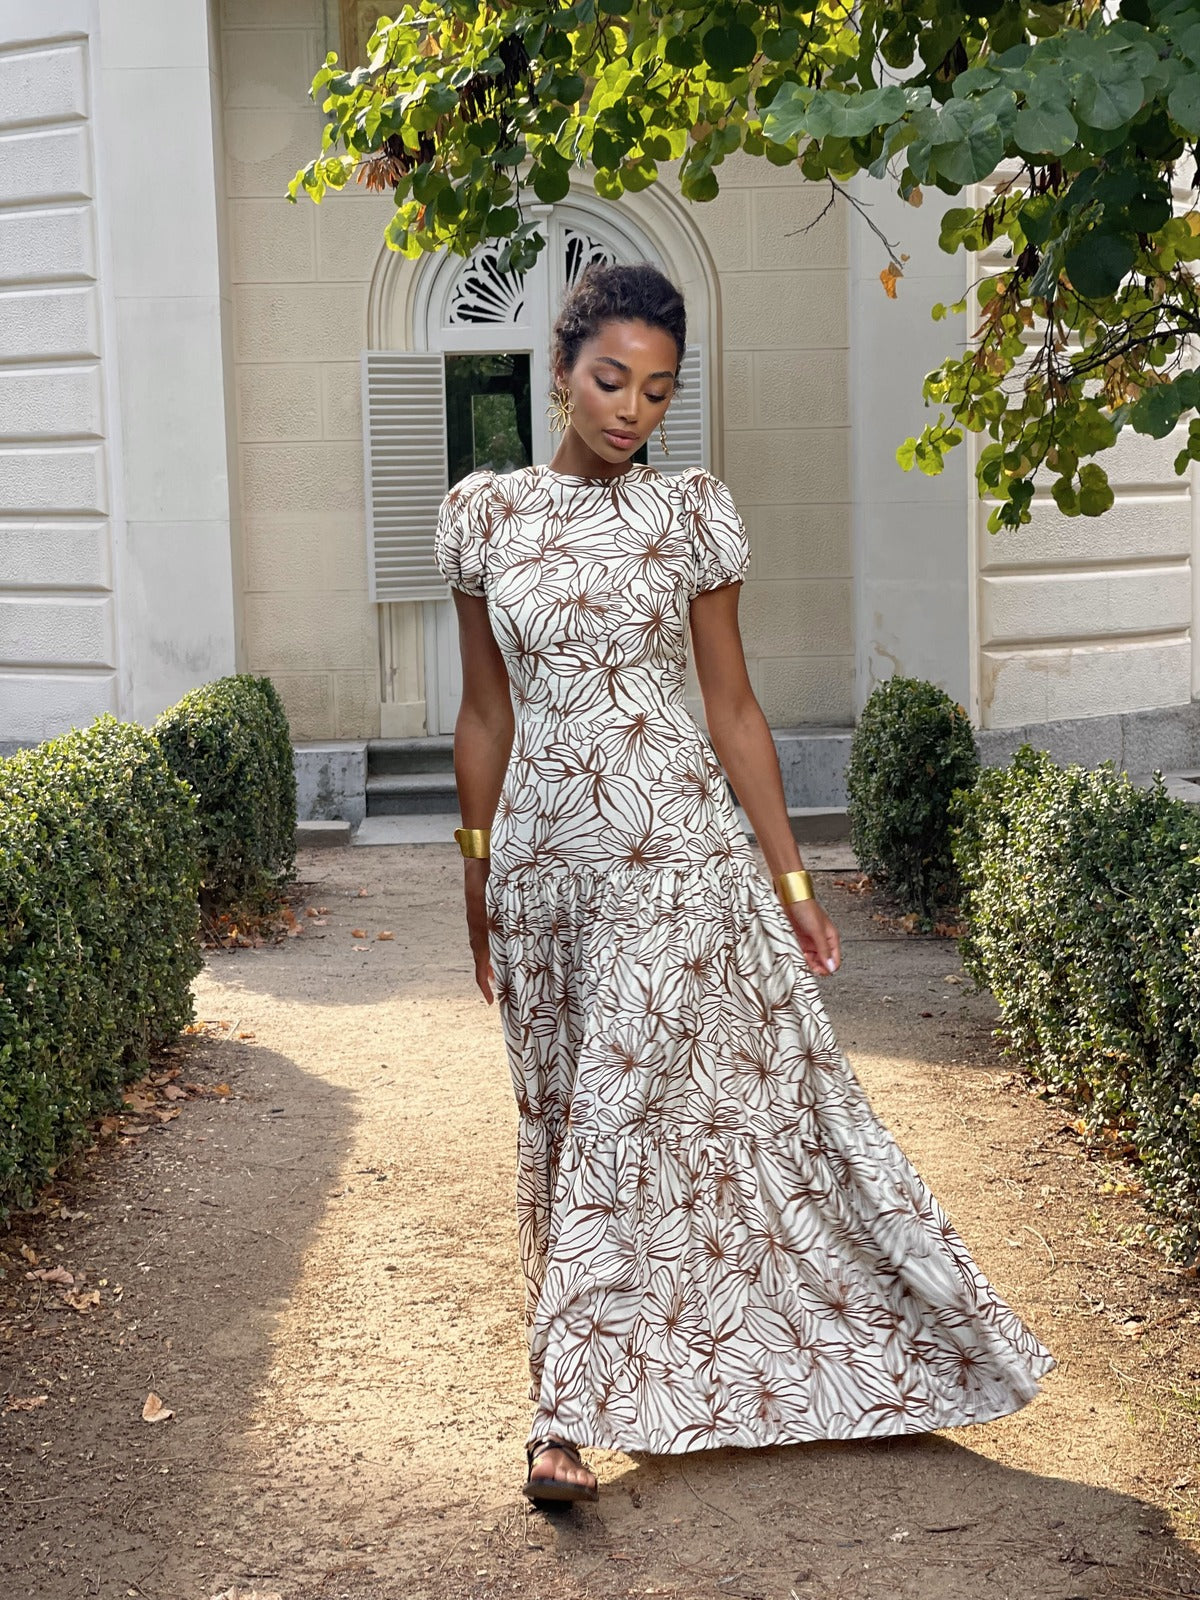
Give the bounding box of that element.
[435,460,1054,1454]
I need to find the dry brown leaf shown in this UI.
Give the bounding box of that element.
[880,260,903,298]
[210,1589,284,1600]
[317,906,329,914]
[142,1391,174,1423]
[305,906,320,918]
[351,929,368,939]
[352,944,368,952]
[154,1109,180,1123]
[376,931,395,941]
[212,1084,231,1097]
[29,1266,74,1286]
[162,1084,187,1101]
[19,1243,38,1265]
[237,1031,256,1040]
[4,1394,47,1413]
[67,1289,100,1314]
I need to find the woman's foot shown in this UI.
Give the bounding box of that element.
[523,1437,598,1503]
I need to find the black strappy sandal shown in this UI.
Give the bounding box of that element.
[522,1437,599,1504]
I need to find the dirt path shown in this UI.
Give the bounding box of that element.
[3,842,1200,1600]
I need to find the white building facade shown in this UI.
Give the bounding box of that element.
[2,0,1197,785]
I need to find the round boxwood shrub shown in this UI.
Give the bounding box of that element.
[155,674,296,918]
[0,717,201,1212]
[951,745,1200,1260]
[846,676,980,920]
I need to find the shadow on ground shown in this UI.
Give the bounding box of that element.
[0,1034,356,1600]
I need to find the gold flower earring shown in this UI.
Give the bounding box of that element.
[547,385,574,433]
[659,417,669,456]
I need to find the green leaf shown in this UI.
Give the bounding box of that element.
[760,82,812,144]
[1064,231,1136,297]
[1130,371,1200,438]
[939,205,980,252]
[680,166,720,201]
[1077,462,1115,516]
[1014,102,1078,156]
[532,163,571,203]
[703,21,758,75]
[1168,73,1200,135]
[1051,475,1081,515]
[930,116,1005,186]
[1074,66,1146,130]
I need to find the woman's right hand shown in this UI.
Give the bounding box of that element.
[463,857,494,1003]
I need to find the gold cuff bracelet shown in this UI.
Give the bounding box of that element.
[454,826,491,858]
[776,868,815,905]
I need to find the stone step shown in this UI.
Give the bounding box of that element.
[367,736,455,776]
[735,805,850,847]
[365,771,459,815]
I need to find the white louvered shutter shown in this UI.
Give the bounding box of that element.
[362,350,450,602]
[648,342,706,471]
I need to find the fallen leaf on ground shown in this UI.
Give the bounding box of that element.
[19,1244,37,1265]
[28,1266,74,1286]
[212,1084,231,1097]
[317,905,329,913]
[352,945,368,952]
[162,1084,187,1101]
[305,906,320,918]
[4,1394,47,1413]
[210,1589,283,1600]
[154,1109,180,1123]
[142,1392,174,1423]
[67,1289,100,1313]
[237,1032,255,1040]
[376,931,395,941]
[351,929,368,939]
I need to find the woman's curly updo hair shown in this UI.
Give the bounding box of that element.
[551,262,687,390]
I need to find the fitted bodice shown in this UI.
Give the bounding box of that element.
[435,462,755,874]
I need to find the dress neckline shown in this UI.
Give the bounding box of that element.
[530,462,656,487]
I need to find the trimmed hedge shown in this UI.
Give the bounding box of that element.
[845,676,980,920]
[951,745,1200,1259]
[0,717,202,1212]
[155,674,296,916]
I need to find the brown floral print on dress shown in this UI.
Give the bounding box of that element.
[435,461,1055,1455]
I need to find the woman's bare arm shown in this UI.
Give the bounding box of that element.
[451,589,514,825]
[450,589,514,1002]
[690,582,841,975]
[689,583,805,882]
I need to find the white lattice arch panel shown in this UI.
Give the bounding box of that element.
[367,177,721,463]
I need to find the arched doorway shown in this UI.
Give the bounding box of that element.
[364,186,718,736]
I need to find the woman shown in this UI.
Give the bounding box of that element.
[434,263,1054,1507]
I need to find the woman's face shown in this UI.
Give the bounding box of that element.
[559,318,678,465]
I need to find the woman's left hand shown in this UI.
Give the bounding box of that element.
[784,897,842,978]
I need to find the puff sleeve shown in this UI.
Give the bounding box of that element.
[434,468,493,597]
[679,468,751,598]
